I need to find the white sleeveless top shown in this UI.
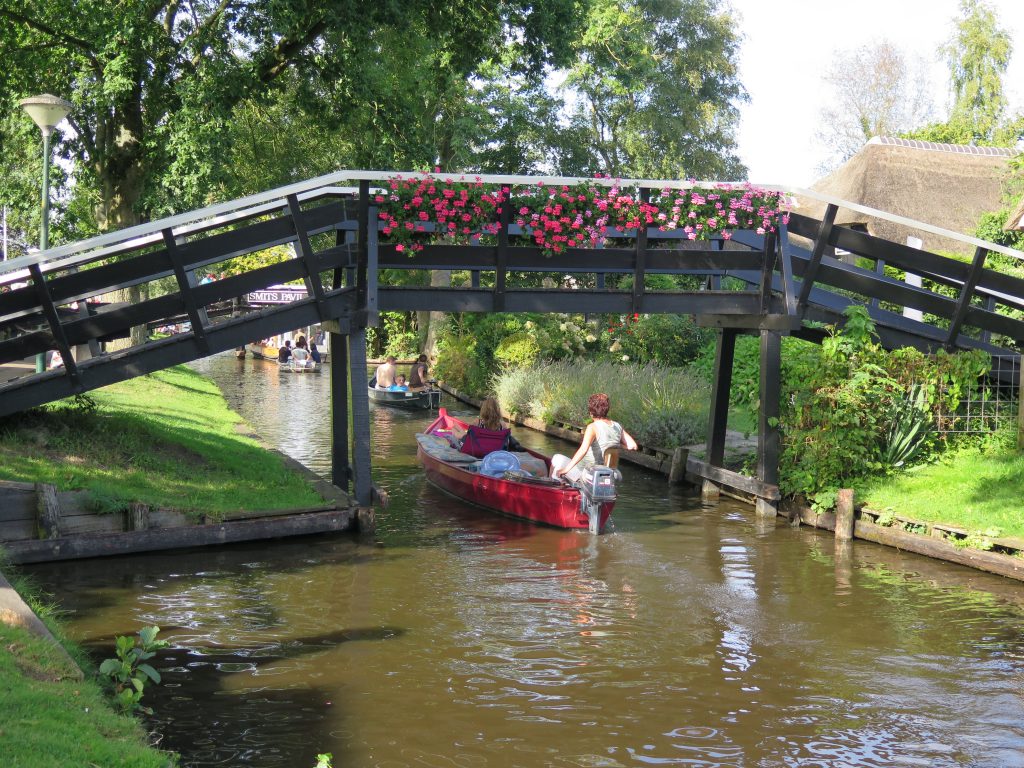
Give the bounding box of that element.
[584,420,622,468]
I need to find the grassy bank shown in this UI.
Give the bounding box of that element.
[1,563,175,767]
[859,435,1024,540]
[1,623,175,767]
[0,365,322,515]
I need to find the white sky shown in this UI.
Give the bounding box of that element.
[735,0,1024,187]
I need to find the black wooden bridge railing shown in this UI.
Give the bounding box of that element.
[2,171,1023,508]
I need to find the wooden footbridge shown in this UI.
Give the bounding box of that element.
[2,171,1023,514]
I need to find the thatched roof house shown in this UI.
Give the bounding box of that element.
[795,137,1015,255]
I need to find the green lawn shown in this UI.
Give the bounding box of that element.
[0,622,176,767]
[0,366,323,515]
[859,442,1024,540]
[0,562,175,767]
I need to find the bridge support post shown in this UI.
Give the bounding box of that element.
[330,331,350,492]
[702,328,738,503]
[756,329,782,519]
[348,328,373,507]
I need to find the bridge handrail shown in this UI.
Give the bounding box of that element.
[2,171,1023,282]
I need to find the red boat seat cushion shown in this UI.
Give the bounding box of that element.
[459,425,512,458]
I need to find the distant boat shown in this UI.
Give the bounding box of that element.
[248,342,328,364]
[417,408,618,533]
[280,359,318,373]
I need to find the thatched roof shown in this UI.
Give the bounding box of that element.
[795,137,1014,255]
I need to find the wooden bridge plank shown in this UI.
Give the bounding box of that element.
[795,204,838,311]
[688,458,780,501]
[0,290,358,418]
[163,229,211,354]
[286,194,329,318]
[376,244,764,273]
[946,246,990,348]
[28,263,81,390]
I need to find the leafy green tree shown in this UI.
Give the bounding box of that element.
[904,0,1024,146]
[0,0,581,235]
[563,0,746,179]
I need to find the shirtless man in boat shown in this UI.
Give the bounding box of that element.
[375,356,398,389]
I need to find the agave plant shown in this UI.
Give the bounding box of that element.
[880,384,934,469]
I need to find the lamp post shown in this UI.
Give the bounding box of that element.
[20,93,73,372]
[20,94,73,252]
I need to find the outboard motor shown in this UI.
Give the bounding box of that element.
[579,466,619,534]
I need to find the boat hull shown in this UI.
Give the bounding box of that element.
[418,410,614,531]
[369,386,441,410]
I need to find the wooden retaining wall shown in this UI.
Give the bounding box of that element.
[0,479,358,564]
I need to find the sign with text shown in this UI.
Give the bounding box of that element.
[246,286,308,305]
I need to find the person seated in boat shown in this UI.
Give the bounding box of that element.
[309,340,322,364]
[375,356,397,389]
[277,340,293,363]
[291,339,313,368]
[458,397,523,458]
[409,354,429,391]
[388,374,409,391]
[551,393,638,483]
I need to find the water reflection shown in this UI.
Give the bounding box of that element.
[19,352,1024,767]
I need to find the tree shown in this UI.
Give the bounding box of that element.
[563,0,746,180]
[817,41,934,168]
[0,0,581,236]
[904,0,1023,146]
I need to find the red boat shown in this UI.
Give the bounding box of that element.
[417,408,617,533]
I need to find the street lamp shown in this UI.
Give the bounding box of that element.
[19,93,73,252]
[20,93,73,372]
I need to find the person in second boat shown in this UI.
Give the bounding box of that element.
[457,397,522,457]
[551,393,637,482]
[409,354,429,390]
[389,374,409,391]
[375,356,397,389]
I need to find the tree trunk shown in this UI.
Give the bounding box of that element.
[95,102,149,349]
[421,270,451,359]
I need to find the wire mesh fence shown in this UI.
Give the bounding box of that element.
[934,354,1020,435]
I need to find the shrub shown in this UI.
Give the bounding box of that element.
[433,334,478,393]
[601,313,709,367]
[778,305,989,509]
[494,332,541,369]
[492,361,709,448]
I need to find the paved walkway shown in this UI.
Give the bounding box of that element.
[0,359,37,385]
[684,430,759,468]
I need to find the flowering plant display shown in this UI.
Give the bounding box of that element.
[374,172,789,257]
[375,175,507,254]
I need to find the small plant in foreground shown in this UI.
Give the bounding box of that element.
[99,626,168,714]
[315,754,333,768]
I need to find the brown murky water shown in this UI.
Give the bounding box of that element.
[25,354,1024,767]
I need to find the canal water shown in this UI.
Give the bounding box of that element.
[25,353,1024,767]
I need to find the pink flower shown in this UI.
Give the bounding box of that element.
[396,244,405,252]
